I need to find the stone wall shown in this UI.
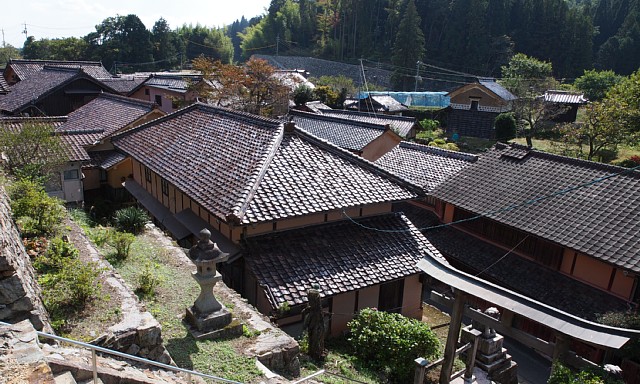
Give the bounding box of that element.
[0,186,51,333]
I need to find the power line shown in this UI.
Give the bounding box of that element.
[341,163,640,234]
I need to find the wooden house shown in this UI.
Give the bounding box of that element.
[391,142,640,368]
[446,78,517,139]
[0,67,117,117]
[111,103,434,335]
[56,93,164,201]
[288,110,402,162]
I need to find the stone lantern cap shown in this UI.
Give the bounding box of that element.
[189,228,228,278]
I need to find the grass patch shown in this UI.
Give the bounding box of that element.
[512,137,640,163]
[299,337,383,383]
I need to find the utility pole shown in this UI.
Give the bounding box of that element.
[2,29,5,48]
[414,61,421,92]
[22,22,28,39]
[276,34,280,56]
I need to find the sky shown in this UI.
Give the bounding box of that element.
[1,0,272,48]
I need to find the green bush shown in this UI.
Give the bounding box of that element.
[494,112,517,141]
[113,206,149,234]
[40,257,102,329]
[109,231,135,260]
[136,262,161,299]
[293,85,315,106]
[348,308,440,383]
[548,361,623,384]
[419,118,440,131]
[9,179,65,236]
[33,237,79,273]
[89,226,111,247]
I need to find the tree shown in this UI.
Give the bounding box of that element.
[0,44,21,68]
[500,53,558,146]
[574,69,623,102]
[603,69,640,133]
[190,57,288,117]
[0,121,67,182]
[23,37,87,61]
[390,0,425,90]
[494,112,517,141]
[557,102,630,161]
[151,18,181,70]
[85,15,154,72]
[293,85,315,106]
[177,24,234,64]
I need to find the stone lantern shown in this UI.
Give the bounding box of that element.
[185,228,232,336]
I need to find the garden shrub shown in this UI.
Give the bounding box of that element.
[494,112,517,141]
[419,118,440,131]
[9,179,65,236]
[548,361,623,384]
[113,206,149,234]
[136,262,161,298]
[33,237,79,273]
[348,308,440,383]
[109,231,135,260]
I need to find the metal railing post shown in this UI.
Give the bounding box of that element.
[92,349,98,384]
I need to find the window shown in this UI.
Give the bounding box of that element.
[63,169,79,180]
[378,279,404,313]
[144,167,152,182]
[155,95,162,106]
[144,89,150,96]
[161,178,169,196]
[470,100,479,110]
[99,169,107,182]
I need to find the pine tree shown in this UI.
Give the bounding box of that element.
[391,0,426,90]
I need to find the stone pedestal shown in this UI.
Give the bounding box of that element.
[184,228,242,340]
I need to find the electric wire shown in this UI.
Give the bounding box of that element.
[341,163,640,234]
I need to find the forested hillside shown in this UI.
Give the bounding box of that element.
[2,0,639,86]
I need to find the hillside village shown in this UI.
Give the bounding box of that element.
[0,50,640,383]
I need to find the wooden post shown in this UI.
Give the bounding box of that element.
[414,357,428,384]
[551,332,571,377]
[464,329,482,382]
[440,290,465,384]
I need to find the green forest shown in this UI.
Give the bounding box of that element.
[2,0,640,84]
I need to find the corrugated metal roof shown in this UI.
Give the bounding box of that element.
[544,90,588,104]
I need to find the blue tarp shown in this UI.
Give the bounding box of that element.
[357,91,450,108]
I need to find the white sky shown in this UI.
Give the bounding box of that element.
[1,0,271,48]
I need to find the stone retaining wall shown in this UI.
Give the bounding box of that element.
[0,186,51,333]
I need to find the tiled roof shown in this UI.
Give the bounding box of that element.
[58,130,102,162]
[0,77,9,94]
[113,103,284,223]
[396,202,631,321]
[253,55,392,88]
[88,150,127,169]
[432,143,640,272]
[0,68,78,113]
[57,93,156,139]
[544,90,588,104]
[478,78,517,101]
[0,116,95,163]
[344,96,409,113]
[113,103,418,225]
[304,101,331,113]
[289,110,388,152]
[318,109,417,138]
[375,142,477,192]
[244,213,432,308]
[7,59,113,81]
[0,116,67,134]
[242,129,417,224]
[141,74,203,93]
[98,77,147,94]
[372,95,408,112]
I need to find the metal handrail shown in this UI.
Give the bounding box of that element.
[0,321,243,384]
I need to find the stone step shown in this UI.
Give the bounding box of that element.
[476,347,508,365]
[54,371,77,384]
